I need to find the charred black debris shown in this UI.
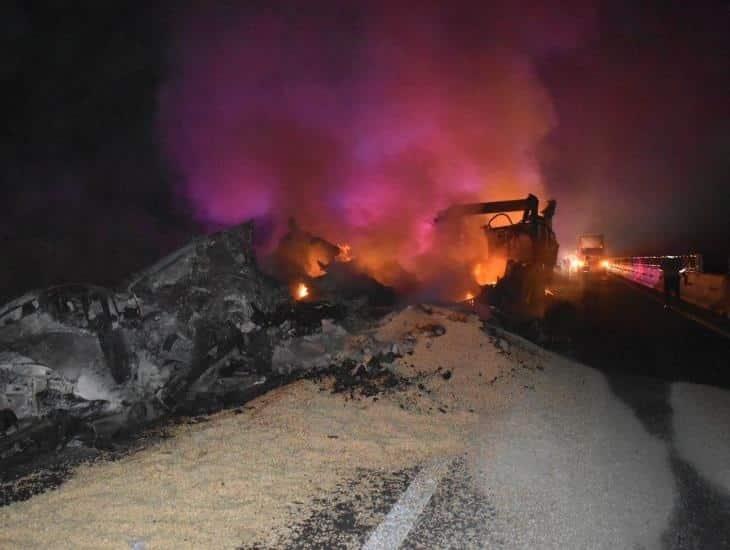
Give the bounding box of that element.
[0,222,404,501]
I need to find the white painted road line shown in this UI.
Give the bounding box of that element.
[362,457,453,550]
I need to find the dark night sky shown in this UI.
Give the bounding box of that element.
[538,1,730,263]
[1,2,192,296]
[1,1,728,300]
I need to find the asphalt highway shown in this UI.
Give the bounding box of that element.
[561,272,730,387]
[277,274,730,549]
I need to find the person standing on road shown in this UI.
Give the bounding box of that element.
[660,256,682,308]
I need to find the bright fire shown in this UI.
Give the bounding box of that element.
[336,243,353,263]
[295,283,309,300]
[304,244,330,277]
[472,263,491,285]
[471,258,505,286]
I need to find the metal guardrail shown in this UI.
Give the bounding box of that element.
[606,253,730,319]
[608,254,703,273]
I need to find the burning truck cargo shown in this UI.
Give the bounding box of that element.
[435,194,559,324]
[0,195,557,488]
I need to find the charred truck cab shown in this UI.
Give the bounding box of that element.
[436,194,559,324]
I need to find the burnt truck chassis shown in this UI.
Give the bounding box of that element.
[436,194,559,326]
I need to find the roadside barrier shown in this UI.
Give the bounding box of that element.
[607,255,730,318]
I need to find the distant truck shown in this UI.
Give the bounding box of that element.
[577,234,607,273]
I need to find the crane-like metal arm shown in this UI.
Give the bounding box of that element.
[434,194,539,224]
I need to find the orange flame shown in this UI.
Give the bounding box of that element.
[304,245,330,277]
[336,243,353,263]
[472,259,504,286]
[294,283,309,300]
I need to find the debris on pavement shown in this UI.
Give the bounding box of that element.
[0,213,551,550]
[0,297,532,548]
[0,222,396,478]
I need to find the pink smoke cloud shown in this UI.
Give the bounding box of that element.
[158,1,594,285]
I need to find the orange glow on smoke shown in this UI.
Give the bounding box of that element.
[473,262,491,285]
[295,283,309,300]
[276,196,519,302]
[304,244,330,277]
[336,243,353,263]
[472,260,503,286]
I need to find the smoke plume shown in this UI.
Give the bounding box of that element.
[159,1,594,292]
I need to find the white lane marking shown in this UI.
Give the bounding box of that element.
[362,457,452,550]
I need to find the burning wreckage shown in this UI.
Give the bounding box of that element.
[436,193,559,324]
[0,195,559,473]
[0,222,399,471]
